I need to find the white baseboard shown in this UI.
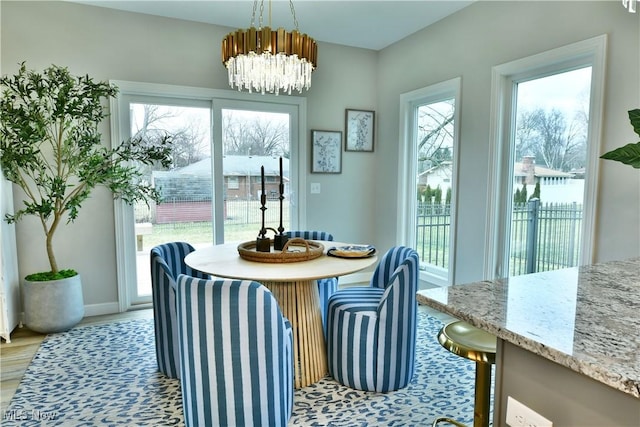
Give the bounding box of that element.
[84,302,121,317]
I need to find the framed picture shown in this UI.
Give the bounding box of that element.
[311,130,342,174]
[345,109,375,152]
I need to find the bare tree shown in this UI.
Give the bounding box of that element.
[223,111,288,156]
[416,100,455,173]
[132,105,174,138]
[167,116,209,168]
[516,108,587,171]
[132,104,209,169]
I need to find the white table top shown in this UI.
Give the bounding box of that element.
[185,241,378,282]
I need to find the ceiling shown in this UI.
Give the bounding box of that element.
[72,1,474,50]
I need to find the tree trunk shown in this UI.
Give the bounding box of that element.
[46,229,58,273]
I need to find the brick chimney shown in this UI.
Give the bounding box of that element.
[522,156,535,185]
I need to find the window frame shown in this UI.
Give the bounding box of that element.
[109,81,307,310]
[485,35,607,279]
[397,77,461,286]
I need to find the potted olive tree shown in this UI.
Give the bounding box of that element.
[0,63,171,333]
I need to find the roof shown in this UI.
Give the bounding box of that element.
[513,162,573,178]
[164,156,290,177]
[419,160,573,179]
[418,161,453,178]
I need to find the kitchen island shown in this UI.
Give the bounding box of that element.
[417,258,639,427]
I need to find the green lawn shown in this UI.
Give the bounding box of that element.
[139,199,290,249]
[142,222,266,249]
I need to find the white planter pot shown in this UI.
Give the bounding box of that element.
[23,274,84,333]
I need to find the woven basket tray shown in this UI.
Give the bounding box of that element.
[237,238,324,263]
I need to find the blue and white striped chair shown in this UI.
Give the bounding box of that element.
[326,246,419,392]
[286,230,338,327]
[175,275,294,427]
[150,242,208,379]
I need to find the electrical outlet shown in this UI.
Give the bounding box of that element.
[506,396,553,427]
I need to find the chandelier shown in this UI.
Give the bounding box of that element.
[622,0,636,12]
[221,0,318,95]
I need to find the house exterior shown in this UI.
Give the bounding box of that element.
[419,157,576,199]
[513,156,573,186]
[152,155,289,223]
[154,155,290,200]
[418,161,453,194]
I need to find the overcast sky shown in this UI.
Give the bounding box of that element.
[516,67,592,117]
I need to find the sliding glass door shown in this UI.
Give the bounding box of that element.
[111,83,305,310]
[130,102,212,299]
[213,101,295,244]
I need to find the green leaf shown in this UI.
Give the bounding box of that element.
[629,109,640,137]
[600,142,640,169]
[0,63,170,274]
[600,109,640,168]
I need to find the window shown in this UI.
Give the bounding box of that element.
[217,107,292,244]
[228,176,239,189]
[486,35,606,279]
[398,78,461,286]
[110,82,307,309]
[130,102,212,299]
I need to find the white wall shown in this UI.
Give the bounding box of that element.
[376,1,640,283]
[303,34,378,243]
[0,1,378,309]
[1,1,638,312]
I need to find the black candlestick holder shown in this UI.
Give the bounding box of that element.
[256,235,271,252]
[257,227,278,252]
[274,233,288,251]
[256,191,270,252]
[274,181,288,250]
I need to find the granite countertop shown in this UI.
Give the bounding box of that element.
[416,258,640,399]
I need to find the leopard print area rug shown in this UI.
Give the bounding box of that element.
[4,308,484,426]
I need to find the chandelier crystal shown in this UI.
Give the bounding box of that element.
[221,1,318,95]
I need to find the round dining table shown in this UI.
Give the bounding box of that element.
[184,240,378,388]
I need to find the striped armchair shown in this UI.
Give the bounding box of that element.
[286,230,338,327]
[150,242,208,379]
[175,275,294,427]
[326,246,419,392]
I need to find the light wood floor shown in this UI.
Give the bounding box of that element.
[0,308,154,414]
